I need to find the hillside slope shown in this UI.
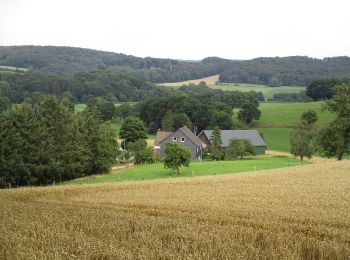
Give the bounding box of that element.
[1,46,350,85]
[1,160,349,259]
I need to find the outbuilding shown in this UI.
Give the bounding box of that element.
[198,129,267,155]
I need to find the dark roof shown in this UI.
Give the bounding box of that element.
[178,126,203,146]
[201,130,266,147]
[154,131,172,146]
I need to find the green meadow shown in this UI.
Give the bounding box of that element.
[250,102,334,152]
[209,83,306,100]
[256,102,334,127]
[64,156,303,185]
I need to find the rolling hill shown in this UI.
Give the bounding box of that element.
[1,46,350,85]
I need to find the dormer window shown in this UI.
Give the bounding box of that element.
[181,137,185,142]
[173,137,177,141]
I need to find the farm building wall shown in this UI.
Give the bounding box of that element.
[255,146,266,155]
[159,130,202,160]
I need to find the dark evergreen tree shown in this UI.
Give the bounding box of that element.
[161,110,174,132]
[210,127,223,160]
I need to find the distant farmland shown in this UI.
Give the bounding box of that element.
[1,159,349,259]
[159,74,219,86]
[159,75,306,99]
[0,65,29,73]
[210,83,306,100]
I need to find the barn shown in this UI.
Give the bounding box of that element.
[198,130,267,155]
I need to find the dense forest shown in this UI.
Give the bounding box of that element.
[0,70,168,103]
[219,56,350,86]
[1,46,350,86]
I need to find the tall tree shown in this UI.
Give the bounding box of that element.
[317,84,350,160]
[210,127,223,160]
[0,104,59,186]
[173,113,192,130]
[119,117,147,147]
[161,110,174,132]
[237,103,261,125]
[79,107,119,174]
[210,111,233,129]
[88,97,117,121]
[290,122,317,162]
[36,96,90,181]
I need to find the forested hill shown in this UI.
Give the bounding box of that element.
[0,46,229,83]
[1,45,350,86]
[219,56,350,86]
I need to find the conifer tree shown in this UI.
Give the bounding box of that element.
[210,126,223,160]
[161,110,174,132]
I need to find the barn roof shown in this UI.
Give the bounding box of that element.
[200,130,266,147]
[154,130,172,146]
[177,126,203,146]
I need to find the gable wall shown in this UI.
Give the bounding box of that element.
[159,130,202,160]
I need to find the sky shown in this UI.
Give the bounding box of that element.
[1,0,349,60]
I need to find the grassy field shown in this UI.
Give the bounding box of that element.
[1,159,349,259]
[246,102,335,152]
[65,156,302,184]
[256,102,334,127]
[210,83,306,100]
[257,128,292,152]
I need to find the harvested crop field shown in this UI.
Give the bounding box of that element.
[159,74,219,87]
[1,160,350,259]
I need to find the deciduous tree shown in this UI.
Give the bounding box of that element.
[164,142,191,175]
[226,139,255,159]
[119,117,147,147]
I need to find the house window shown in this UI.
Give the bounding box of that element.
[173,137,177,141]
[181,137,185,142]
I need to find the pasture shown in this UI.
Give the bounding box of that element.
[1,159,349,259]
[249,102,334,152]
[256,102,334,127]
[65,156,302,184]
[210,83,306,100]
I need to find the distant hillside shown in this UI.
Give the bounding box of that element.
[1,46,350,85]
[0,46,228,83]
[0,70,168,103]
[219,56,350,86]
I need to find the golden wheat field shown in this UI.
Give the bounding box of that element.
[159,74,219,87]
[1,160,350,259]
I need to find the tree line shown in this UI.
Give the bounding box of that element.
[0,70,168,104]
[0,96,119,188]
[138,89,261,134]
[1,46,350,86]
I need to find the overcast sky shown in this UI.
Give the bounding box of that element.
[1,0,349,60]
